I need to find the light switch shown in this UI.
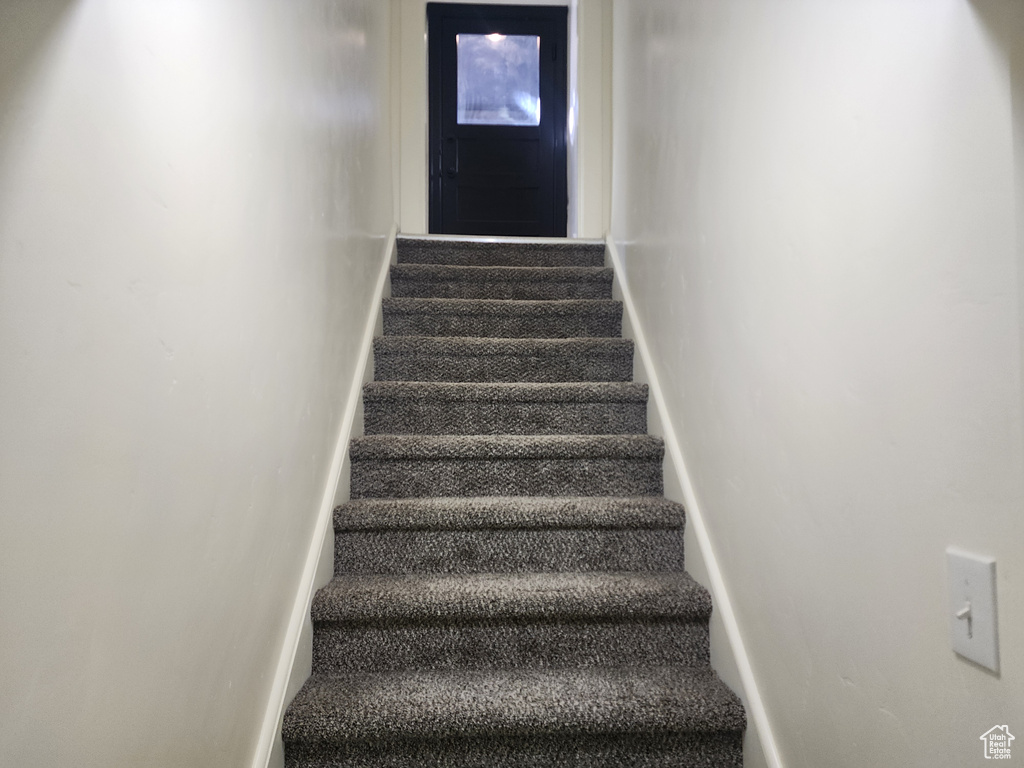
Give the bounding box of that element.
[946,548,999,672]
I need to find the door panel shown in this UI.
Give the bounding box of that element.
[428,4,567,237]
[458,185,541,223]
[457,139,540,176]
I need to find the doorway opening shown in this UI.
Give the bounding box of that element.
[427,3,568,237]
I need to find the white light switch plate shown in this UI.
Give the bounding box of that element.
[946,548,999,672]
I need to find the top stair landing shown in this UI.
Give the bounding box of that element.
[397,235,606,268]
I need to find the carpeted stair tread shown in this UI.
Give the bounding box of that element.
[349,434,663,461]
[373,335,631,358]
[334,496,684,531]
[349,435,663,498]
[373,336,634,383]
[383,297,620,317]
[384,297,619,315]
[310,571,710,623]
[391,264,613,284]
[382,298,622,338]
[331,498,686,574]
[283,666,746,743]
[363,381,647,404]
[310,615,707,675]
[362,382,647,435]
[390,264,613,300]
[397,236,606,267]
[332,529,685,575]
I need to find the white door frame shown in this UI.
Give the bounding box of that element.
[394,0,609,237]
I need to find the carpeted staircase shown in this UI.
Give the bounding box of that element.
[281,236,746,767]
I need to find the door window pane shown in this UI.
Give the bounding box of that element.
[457,34,540,126]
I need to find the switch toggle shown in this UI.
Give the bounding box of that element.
[955,603,972,638]
[946,548,999,672]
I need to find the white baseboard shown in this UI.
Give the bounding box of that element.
[605,236,784,768]
[251,224,398,768]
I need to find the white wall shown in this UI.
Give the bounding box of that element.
[610,1,1024,766]
[0,1,394,766]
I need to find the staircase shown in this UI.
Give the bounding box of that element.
[281,236,746,767]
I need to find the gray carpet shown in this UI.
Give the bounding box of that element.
[390,264,614,300]
[382,298,622,338]
[362,382,647,435]
[334,496,685,530]
[283,236,745,766]
[373,336,634,383]
[396,237,605,268]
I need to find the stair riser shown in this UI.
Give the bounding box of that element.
[285,732,743,768]
[373,352,634,383]
[349,458,663,498]
[382,310,621,338]
[334,529,684,574]
[311,620,709,674]
[398,243,605,268]
[391,278,612,301]
[363,401,646,435]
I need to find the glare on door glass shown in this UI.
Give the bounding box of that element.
[456,34,541,126]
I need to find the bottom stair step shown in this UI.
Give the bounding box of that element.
[284,729,742,768]
[283,667,745,768]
